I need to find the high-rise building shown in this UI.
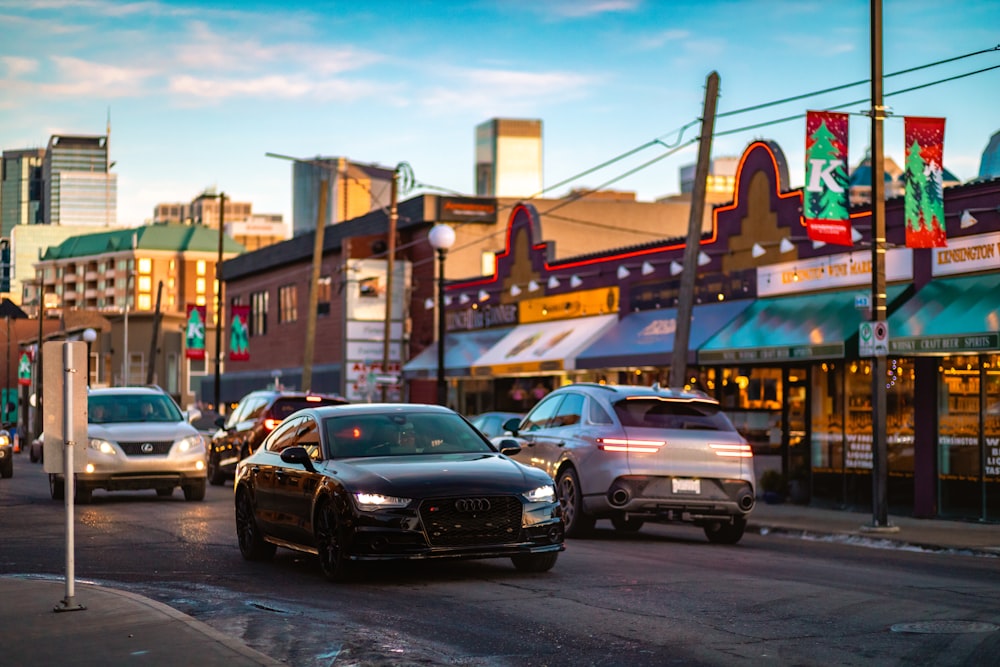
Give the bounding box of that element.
[291,158,395,237]
[475,119,543,198]
[43,134,117,226]
[1,148,45,237]
[154,188,286,250]
[978,129,1000,180]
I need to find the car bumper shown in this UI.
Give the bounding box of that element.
[584,475,755,520]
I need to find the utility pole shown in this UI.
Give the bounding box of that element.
[380,168,399,402]
[214,193,226,410]
[302,180,328,393]
[669,71,720,389]
[868,0,893,530]
[146,281,163,385]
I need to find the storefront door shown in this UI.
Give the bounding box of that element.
[784,368,809,502]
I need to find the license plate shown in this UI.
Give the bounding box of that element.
[672,478,701,494]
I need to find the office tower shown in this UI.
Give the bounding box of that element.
[1,148,45,237]
[291,158,395,237]
[475,118,543,198]
[43,134,117,226]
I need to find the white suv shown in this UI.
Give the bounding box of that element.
[49,387,208,503]
[500,383,755,543]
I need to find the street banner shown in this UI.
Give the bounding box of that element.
[185,304,206,360]
[803,111,851,246]
[18,351,31,386]
[229,304,250,361]
[904,116,947,248]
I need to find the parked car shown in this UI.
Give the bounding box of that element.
[208,390,349,485]
[48,386,208,503]
[0,429,12,478]
[499,383,755,543]
[469,411,523,439]
[234,403,564,581]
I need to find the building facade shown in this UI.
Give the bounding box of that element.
[291,158,395,237]
[42,135,117,226]
[475,118,543,198]
[1,148,45,237]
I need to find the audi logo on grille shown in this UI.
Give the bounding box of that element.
[454,498,491,513]
[141,443,154,453]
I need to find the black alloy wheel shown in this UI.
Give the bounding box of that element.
[315,500,351,582]
[235,489,276,561]
[183,479,206,501]
[49,474,65,500]
[556,467,595,538]
[611,515,645,532]
[511,552,559,573]
[703,516,747,544]
[207,452,226,486]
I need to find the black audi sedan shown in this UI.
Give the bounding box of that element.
[234,403,564,581]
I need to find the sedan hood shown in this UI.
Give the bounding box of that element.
[326,453,550,497]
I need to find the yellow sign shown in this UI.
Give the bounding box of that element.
[518,286,619,323]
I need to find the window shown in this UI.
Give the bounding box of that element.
[317,275,332,316]
[197,260,206,276]
[137,258,152,274]
[265,417,303,454]
[250,290,268,336]
[278,284,297,323]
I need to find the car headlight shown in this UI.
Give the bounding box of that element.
[88,438,116,455]
[176,434,205,453]
[522,484,556,503]
[0,434,9,447]
[353,492,412,511]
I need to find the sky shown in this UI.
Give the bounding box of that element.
[2,0,998,232]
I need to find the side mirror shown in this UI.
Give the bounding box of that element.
[186,408,202,424]
[214,415,226,429]
[279,446,316,473]
[502,417,521,436]
[496,439,522,456]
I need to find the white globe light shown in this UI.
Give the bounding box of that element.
[428,224,456,250]
[82,328,97,343]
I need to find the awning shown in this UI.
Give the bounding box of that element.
[471,314,618,376]
[698,285,910,363]
[575,300,754,369]
[402,327,514,379]
[888,273,1000,355]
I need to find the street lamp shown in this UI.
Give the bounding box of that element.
[427,223,455,407]
[82,328,96,386]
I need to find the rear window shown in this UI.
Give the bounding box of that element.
[270,396,347,420]
[613,398,736,432]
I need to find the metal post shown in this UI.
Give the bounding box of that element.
[381,168,399,402]
[436,248,447,406]
[214,193,225,410]
[56,342,84,612]
[302,181,328,393]
[868,0,892,530]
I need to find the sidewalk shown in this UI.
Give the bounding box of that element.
[1,504,996,666]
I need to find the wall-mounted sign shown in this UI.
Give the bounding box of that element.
[447,303,518,332]
[518,286,618,324]
[757,248,912,297]
[931,231,1000,277]
[437,197,497,224]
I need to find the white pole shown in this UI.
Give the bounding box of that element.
[57,342,83,611]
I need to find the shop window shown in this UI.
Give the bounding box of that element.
[279,284,298,323]
[251,290,268,337]
[317,275,331,317]
[938,355,982,517]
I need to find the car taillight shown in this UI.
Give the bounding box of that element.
[597,437,665,453]
[305,395,322,402]
[263,418,279,431]
[710,443,753,458]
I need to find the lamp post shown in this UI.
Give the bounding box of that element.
[215,193,226,411]
[82,328,96,386]
[427,224,455,407]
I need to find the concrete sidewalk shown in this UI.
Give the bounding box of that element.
[1,504,996,666]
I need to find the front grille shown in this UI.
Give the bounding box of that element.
[419,496,523,547]
[119,441,174,456]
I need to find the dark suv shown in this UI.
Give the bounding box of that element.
[207,390,348,485]
[500,383,755,543]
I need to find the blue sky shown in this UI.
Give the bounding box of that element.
[2,0,998,229]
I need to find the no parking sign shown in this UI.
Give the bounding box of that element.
[859,321,889,357]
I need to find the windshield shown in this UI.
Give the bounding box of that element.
[613,398,737,432]
[89,393,184,424]
[323,412,494,458]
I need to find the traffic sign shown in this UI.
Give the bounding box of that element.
[859,321,889,357]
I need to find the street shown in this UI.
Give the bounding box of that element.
[2,457,999,666]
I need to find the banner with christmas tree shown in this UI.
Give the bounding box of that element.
[803,111,851,245]
[904,116,947,248]
[229,304,250,362]
[18,351,32,386]
[185,304,207,360]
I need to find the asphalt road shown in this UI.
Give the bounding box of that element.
[2,457,998,666]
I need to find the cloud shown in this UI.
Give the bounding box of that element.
[40,56,157,96]
[634,29,691,51]
[168,73,393,104]
[1,56,39,78]
[421,67,597,114]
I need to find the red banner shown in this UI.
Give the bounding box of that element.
[229,304,250,362]
[185,304,207,360]
[803,111,851,245]
[904,116,947,248]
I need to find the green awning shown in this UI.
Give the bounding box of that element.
[698,285,910,363]
[888,273,1000,355]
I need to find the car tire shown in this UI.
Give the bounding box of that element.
[1,458,12,479]
[235,489,276,561]
[207,452,226,486]
[156,487,174,497]
[315,500,352,582]
[183,479,206,501]
[49,474,65,500]
[611,515,644,532]
[556,467,595,538]
[704,516,747,544]
[28,447,38,463]
[511,551,559,573]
